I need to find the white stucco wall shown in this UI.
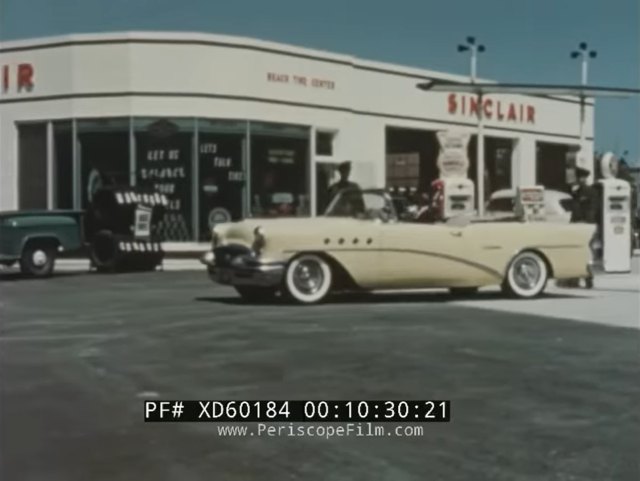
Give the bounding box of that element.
[0,31,594,211]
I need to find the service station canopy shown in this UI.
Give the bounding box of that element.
[417,79,640,99]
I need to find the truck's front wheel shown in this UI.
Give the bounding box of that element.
[20,244,56,277]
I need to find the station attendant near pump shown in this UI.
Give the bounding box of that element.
[564,166,597,288]
[327,161,360,203]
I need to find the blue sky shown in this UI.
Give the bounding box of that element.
[1,0,639,164]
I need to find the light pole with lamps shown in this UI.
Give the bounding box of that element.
[458,36,487,214]
[571,42,597,171]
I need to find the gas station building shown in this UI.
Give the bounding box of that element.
[0,31,594,241]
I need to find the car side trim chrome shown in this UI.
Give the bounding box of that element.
[283,248,503,280]
[528,244,582,249]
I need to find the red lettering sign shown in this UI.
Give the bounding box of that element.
[483,99,493,118]
[2,65,8,93]
[0,62,35,94]
[447,93,457,114]
[267,72,335,90]
[446,94,535,124]
[17,63,34,91]
[527,106,535,123]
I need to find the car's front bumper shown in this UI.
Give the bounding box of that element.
[200,251,285,287]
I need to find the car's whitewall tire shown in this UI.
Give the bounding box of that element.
[503,251,548,299]
[284,254,333,304]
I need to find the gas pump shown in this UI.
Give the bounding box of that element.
[514,186,546,222]
[435,130,475,220]
[597,153,632,272]
[441,178,475,218]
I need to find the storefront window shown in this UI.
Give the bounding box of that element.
[249,122,310,217]
[385,127,439,193]
[198,120,247,241]
[315,131,335,156]
[77,118,130,209]
[53,121,73,209]
[17,123,48,210]
[135,118,194,241]
[468,136,514,201]
[536,142,579,193]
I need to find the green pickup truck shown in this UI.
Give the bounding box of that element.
[0,210,84,277]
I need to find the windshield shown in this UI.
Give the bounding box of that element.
[324,189,396,221]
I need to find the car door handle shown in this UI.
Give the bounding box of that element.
[450,231,463,237]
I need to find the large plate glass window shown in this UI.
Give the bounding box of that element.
[17,122,48,210]
[53,121,73,209]
[468,136,514,202]
[135,118,194,241]
[536,141,579,193]
[249,122,310,218]
[198,120,247,241]
[77,118,130,209]
[385,127,440,193]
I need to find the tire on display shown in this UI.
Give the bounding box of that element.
[234,286,277,303]
[90,230,121,273]
[284,254,333,304]
[20,243,56,277]
[502,250,549,299]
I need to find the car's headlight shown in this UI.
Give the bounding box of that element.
[253,226,266,254]
[211,227,220,248]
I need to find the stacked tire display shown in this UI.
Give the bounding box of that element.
[85,187,167,273]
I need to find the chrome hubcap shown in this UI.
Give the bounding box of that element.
[292,261,324,295]
[32,250,47,267]
[513,257,541,290]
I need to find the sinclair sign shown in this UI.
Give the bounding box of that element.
[447,93,535,124]
[1,63,35,94]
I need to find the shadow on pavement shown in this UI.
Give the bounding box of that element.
[195,290,583,306]
[0,271,88,282]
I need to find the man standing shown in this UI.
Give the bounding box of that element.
[570,167,598,223]
[568,166,598,288]
[327,161,360,202]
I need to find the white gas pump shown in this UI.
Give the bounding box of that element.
[598,152,632,272]
[515,186,546,222]
[441,177,475,218]
[436,131,475,219]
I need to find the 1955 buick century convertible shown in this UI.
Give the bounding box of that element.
[200,189,595,304]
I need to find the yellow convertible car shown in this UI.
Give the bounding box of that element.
[201,189,595,304]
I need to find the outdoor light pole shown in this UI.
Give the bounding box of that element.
[571,42,597,171]
[458,36,486,215]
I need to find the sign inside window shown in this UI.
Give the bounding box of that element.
[136,127,192,241]
[134,206,152,239]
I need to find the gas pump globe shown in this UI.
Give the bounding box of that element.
[597,152,632,273]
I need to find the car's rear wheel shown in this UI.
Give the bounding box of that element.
[284,254,333,304]
[234,286,277,303]
[449,287,479,296]
[502,251,548,298]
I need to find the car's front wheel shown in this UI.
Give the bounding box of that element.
[20,243,56,277]
[502,251,548,298]
[284,254,333,304]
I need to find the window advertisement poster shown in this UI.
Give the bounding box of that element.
[136,119,193,241]
[198,133,245,241]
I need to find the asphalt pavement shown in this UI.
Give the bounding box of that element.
[0,270,638,481]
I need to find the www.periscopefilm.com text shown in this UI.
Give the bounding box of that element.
[216,423,425,439]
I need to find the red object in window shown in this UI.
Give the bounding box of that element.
[430,179,445,220]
